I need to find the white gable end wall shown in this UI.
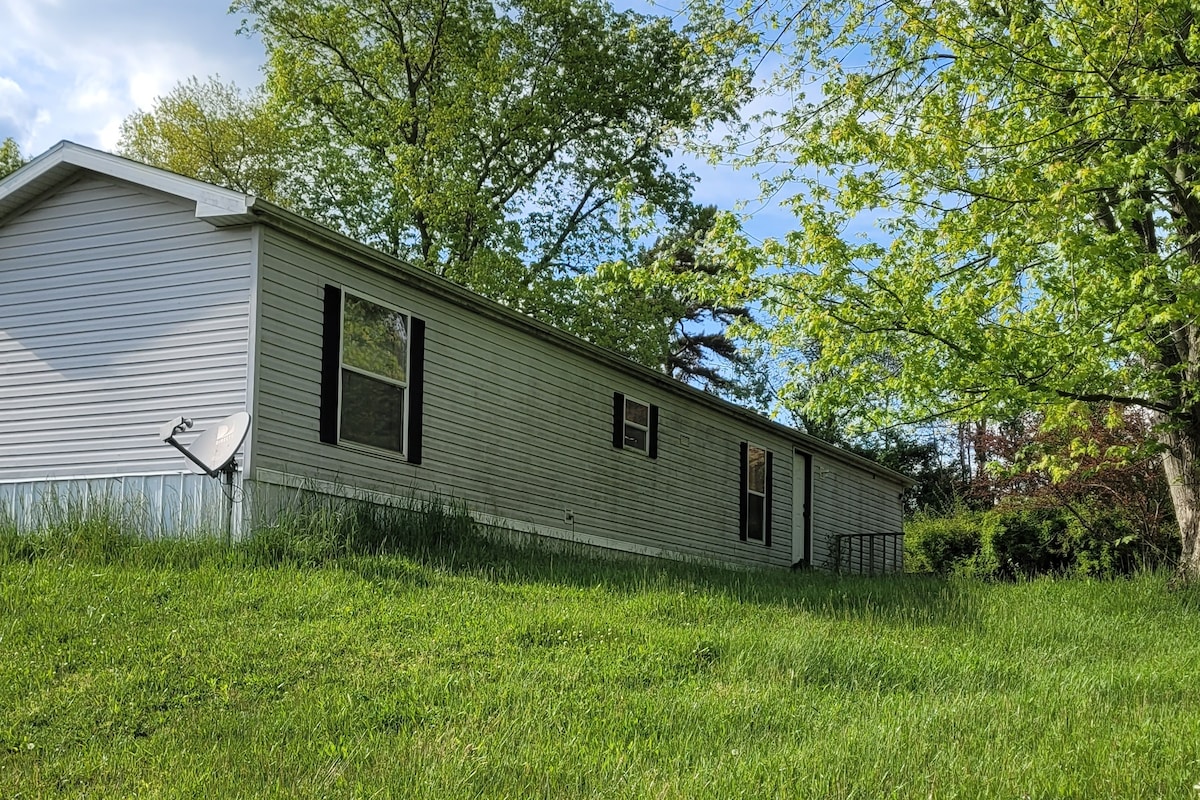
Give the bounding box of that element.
[0,174,254,481]
[810,459,905,571]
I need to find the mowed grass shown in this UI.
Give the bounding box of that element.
[1,521,1199,798]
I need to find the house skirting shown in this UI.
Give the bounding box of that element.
[0,472,245,539]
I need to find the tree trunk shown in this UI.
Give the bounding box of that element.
[1158,420,1200,577]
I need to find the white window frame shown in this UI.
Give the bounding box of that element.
[745,443,768,543]
[623,395,652,454]
[338,289,411,457]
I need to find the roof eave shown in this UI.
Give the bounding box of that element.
[243,199,916,488]
[0,141,254,226]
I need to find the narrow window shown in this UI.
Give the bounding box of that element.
[321,286,424,461]
[740,443,773,545]
[341,293,408,451]
[612,392,659,458]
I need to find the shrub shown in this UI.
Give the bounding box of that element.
[905,502,1180,580]
[903,509,985,574]
[988,507,1072,578]
[1060,504,1178,577]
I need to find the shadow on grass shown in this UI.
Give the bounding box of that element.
[317,520,978,629]
[3,491,974,627]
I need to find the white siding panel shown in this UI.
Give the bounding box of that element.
[0,473,238,537]
[0,174,253,480]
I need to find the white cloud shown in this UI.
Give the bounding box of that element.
[95,115,125,151]
[69,80,115,113]
[0,76,38,150]
[0,0,262,154]
[29,109,52,147]
[0,76,27,117]
[128,67,173,113]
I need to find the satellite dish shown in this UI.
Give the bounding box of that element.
[159,411,252,477]
[186,412,252,475]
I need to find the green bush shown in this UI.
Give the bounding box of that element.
[988,507,1072,578]
[905,503,1180,579]
[988,504,1179,578]
[903,509,986,574]
[1060,504,1178,577]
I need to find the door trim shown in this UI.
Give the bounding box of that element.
[792,450,812,567]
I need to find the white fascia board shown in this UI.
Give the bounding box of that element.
[0,141,253,223]
[58,142,253,218]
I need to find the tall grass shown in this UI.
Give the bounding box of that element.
[2,495,1199,797]
[241,488,481,567]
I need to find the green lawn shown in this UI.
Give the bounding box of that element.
[2,526,1199,798]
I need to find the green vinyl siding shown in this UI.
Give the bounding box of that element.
[251,227,904,570]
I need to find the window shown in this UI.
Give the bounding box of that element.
[740,443,773,545]
[321,286,425,463]
[612,392,659,458]
[623,396,650,451]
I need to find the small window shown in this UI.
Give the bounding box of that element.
[321,285,425,463]
[740,443,772,545]
[612,392,659,458]
[624,397,650,451]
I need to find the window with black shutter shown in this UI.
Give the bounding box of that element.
[740,443,772,545]
[612,392,659,458]
[320,285,424,463]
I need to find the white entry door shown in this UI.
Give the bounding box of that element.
[792,450,811,565]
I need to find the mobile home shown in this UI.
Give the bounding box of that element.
[0,142,908,571]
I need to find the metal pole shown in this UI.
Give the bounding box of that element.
[222,461,236,546]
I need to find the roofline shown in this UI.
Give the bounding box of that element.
[0,141,254,226]
[242,198,915,487]
[0,142,914,487]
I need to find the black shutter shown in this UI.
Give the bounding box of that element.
[319,285,342,445]
[764,451,774,547]
[648,405,659,459]
[612,392,625,448]
[802,453,812,562]
[406,316,425,464]
[738,441,748,541]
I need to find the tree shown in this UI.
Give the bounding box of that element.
[118,77,294,202]
[225,0,750,312]
[969,407,1176,553]
[565,205,764,400]
[736,0,1200,574]
[0,138,24,180]
[122,0,756,385]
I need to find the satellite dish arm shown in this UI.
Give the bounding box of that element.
[158,416,218,477]
[159,412,251,478]
[163,436,221,478]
